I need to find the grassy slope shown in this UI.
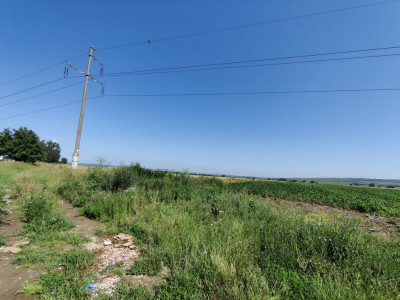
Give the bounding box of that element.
[2,163,400,299]
[56,165,400,299]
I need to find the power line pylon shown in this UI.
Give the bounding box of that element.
[64,46,104,170]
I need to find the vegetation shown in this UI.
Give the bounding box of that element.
[0,127,66,164]
[42,140,61,163]
[54,164,400,299]
[2,162,399,299]
[0,127,44,163]
[227,181,400,216]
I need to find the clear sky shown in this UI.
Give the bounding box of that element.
[0,1,399,179]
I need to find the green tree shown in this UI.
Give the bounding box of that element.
[42,140,61,163]
[0,128,13,155]
[2,127,44,163]
[60,157,68,164]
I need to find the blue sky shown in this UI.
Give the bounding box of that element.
[1,1,399,178]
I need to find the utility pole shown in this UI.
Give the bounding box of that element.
[64,46,104,170]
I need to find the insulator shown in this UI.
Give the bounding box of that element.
[64,65,69,78]
[101,85,104,96]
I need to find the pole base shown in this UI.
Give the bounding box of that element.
[71,154,79,170]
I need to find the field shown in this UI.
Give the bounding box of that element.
[227,181,400,217]
[1,162,400,299]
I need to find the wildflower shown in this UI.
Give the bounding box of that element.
[313,224,317,227]
[318,236,322,239]
[329,239,332,242]
[324,238,327,242]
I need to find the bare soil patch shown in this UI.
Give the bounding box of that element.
[0,190,40,300]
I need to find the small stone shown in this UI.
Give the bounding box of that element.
[113,244,123,248]
[2,247,21,254]
[13,240,30,247]
[121,235,133,241]
[103,239,112,246]
[128,245,137,250]
[122,242,133,247]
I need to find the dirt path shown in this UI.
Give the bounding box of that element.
[0,190,39,300]
[58,199,100,238]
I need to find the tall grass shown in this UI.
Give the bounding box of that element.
[57,165,400,299]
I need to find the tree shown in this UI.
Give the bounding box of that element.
[0,128,13,155]
[368,183,376,187]
[0,127,44,163]
[60,157,68,164]
[42,140,61,163]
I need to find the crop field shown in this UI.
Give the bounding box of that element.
[1,162,400,299]
[228,181,400,217]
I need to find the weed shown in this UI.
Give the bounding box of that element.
[0,235,5,246]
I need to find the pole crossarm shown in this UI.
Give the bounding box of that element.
[64,62,104,94]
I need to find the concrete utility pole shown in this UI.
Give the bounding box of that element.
[64,46,104,170]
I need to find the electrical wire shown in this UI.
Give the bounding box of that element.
[0,78,67,101]
[94,45,400,77]
[0,96,102,121]
[0,52,87,87]
[106,88,400,97]
[2,87,400,121]
[0,81,84,108]
[96,52,400,77]
[96,0,400,51]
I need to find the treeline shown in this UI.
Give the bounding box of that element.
[0,127,67,164]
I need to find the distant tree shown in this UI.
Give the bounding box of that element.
[368,183,376,187]
[387,186,395,189]
[278,178,287,181]
[3,127,44,163]
[60,157,68,164]
[310,181,318,184]
[42,140,61,163]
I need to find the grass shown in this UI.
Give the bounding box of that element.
[0,163,95,299]
[56,164,400,299]
[3,162,400,299]
[227,180,400,216]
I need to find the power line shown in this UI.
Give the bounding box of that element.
[97,52,400,77]
[0,78,67,101]
[95,45,400,76]
[96,0,400,51]
[2,87,400,121]
[0,96,102,121]
[106,88,400,97]
[0,52,87,87]
[0,81,84,108]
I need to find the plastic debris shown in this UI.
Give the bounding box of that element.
[85,283,95,291]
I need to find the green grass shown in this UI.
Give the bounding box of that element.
[4,162,400,299]
[55,165,400,299]
[227,180,400,216]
